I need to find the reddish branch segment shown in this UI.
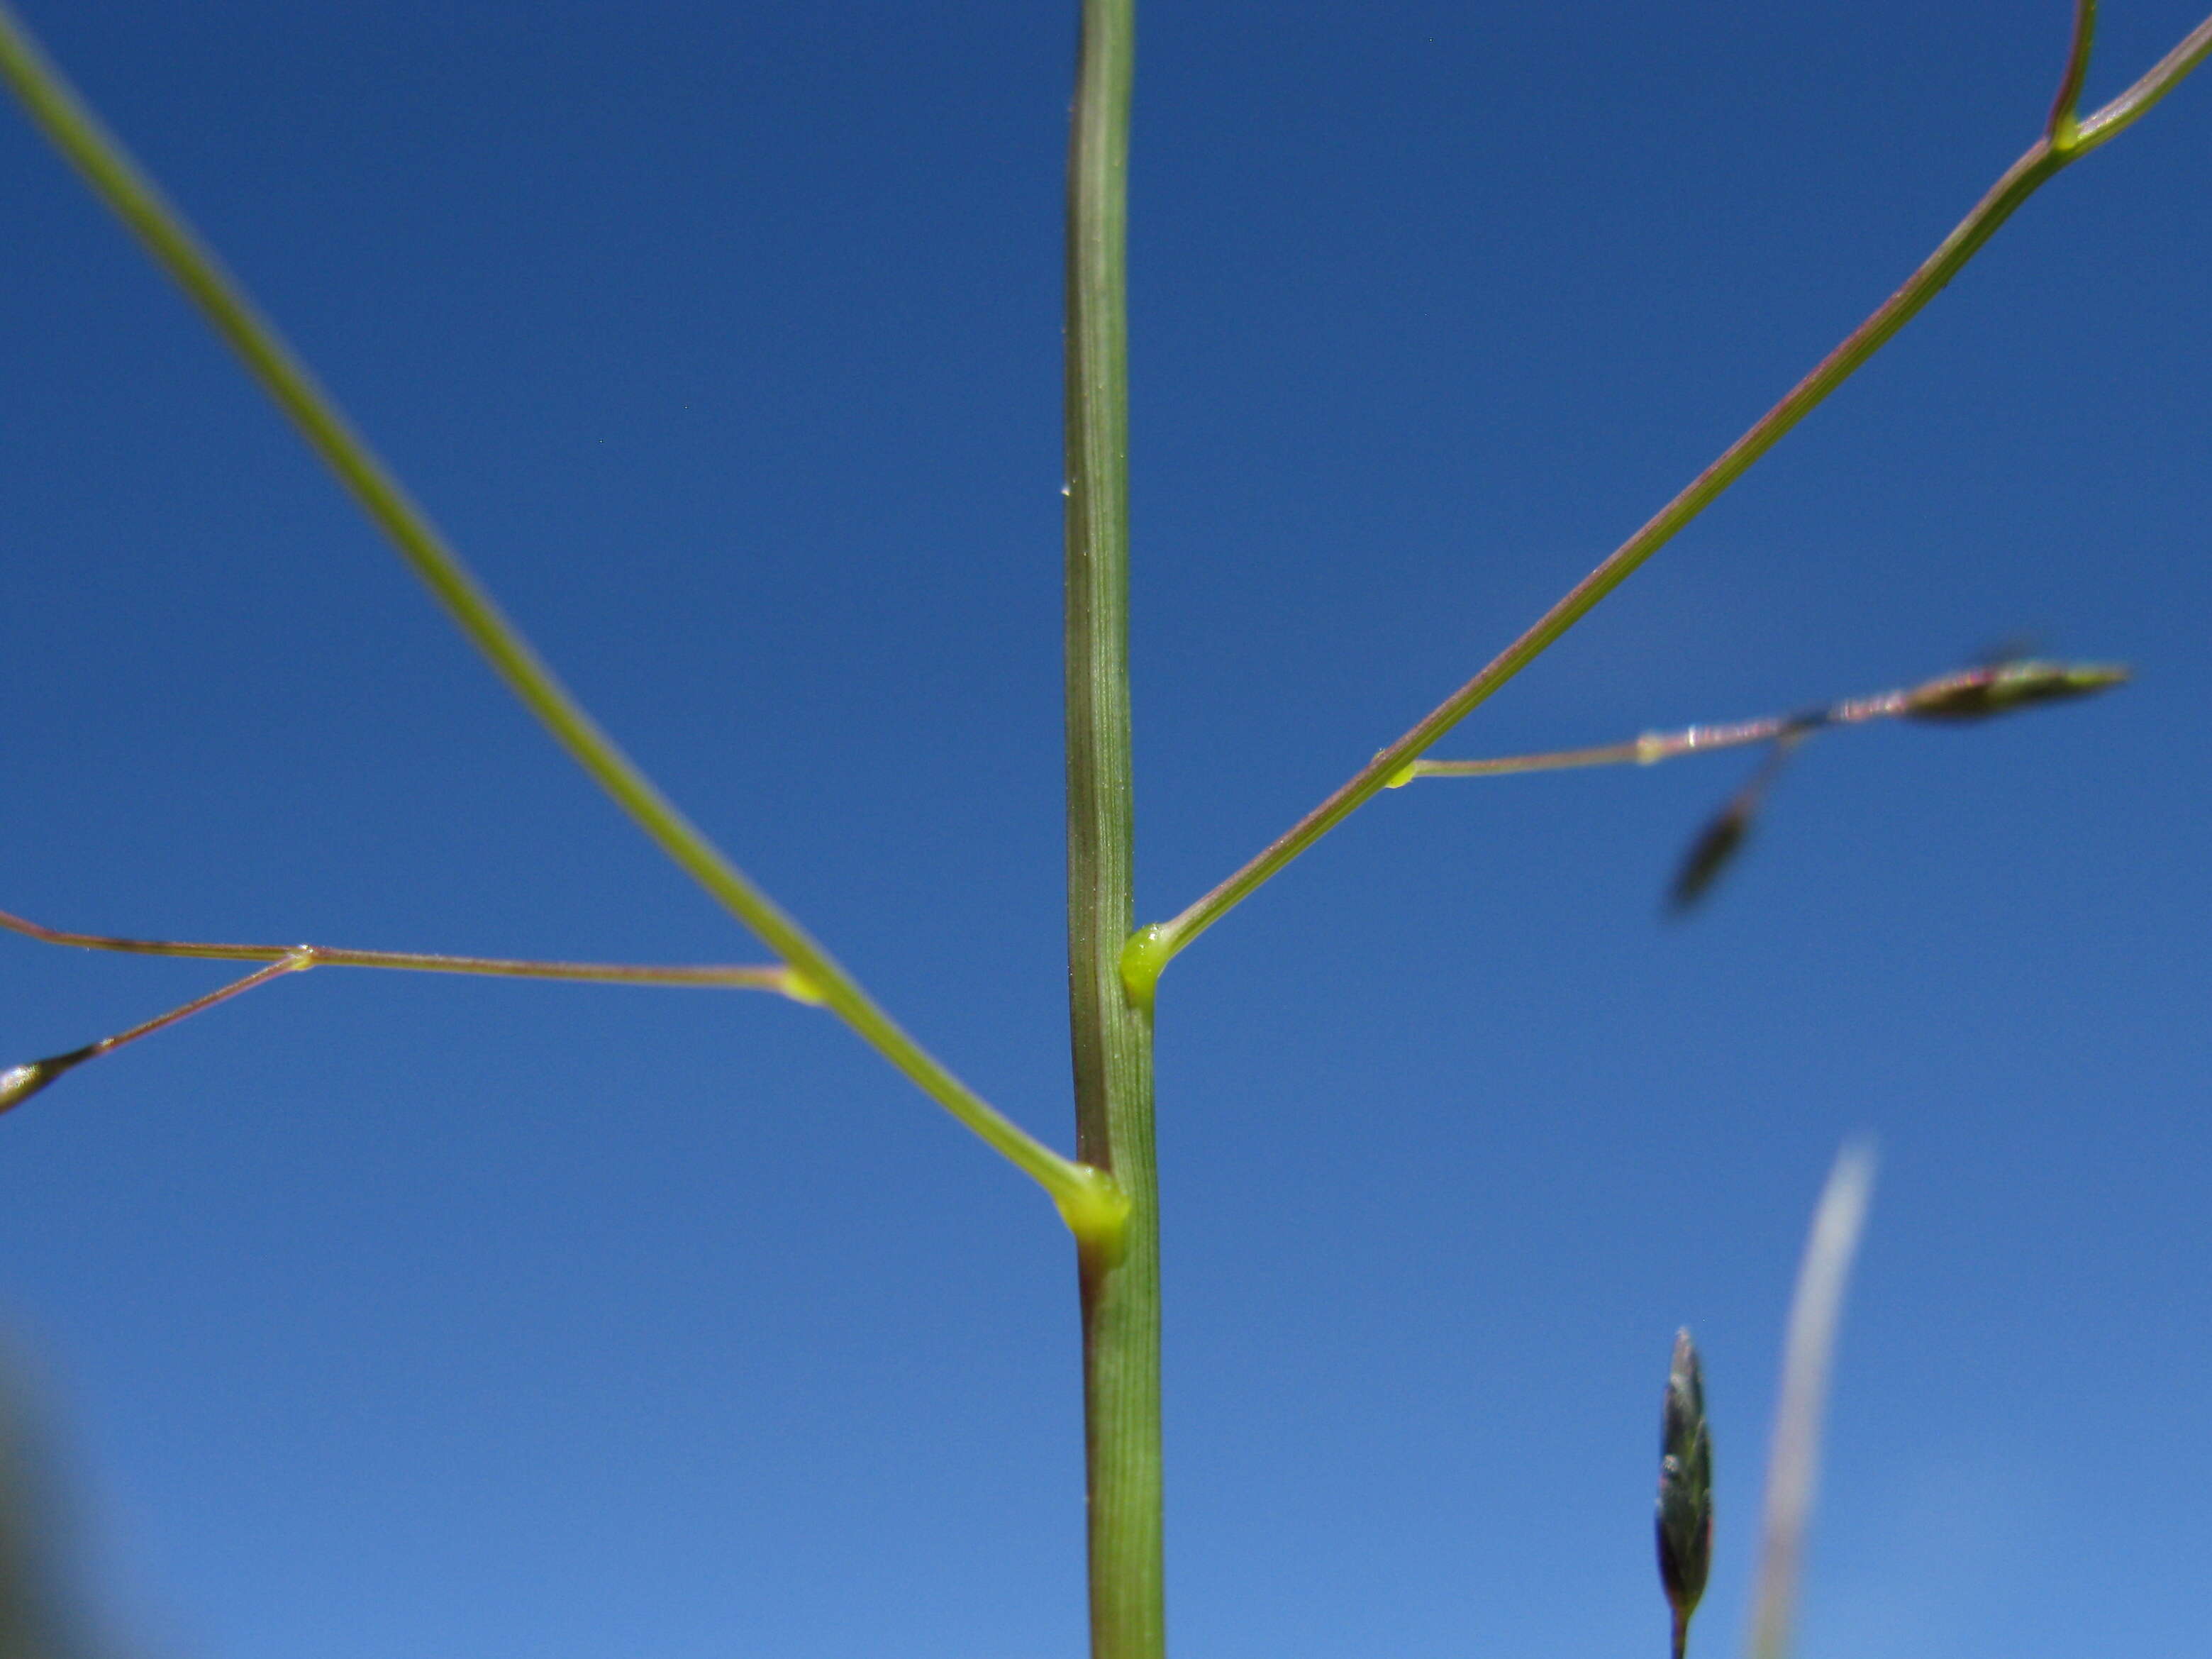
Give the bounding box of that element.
[0,906,805,1116]
[1405,660,2129,784]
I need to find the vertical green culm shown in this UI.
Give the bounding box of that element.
[1063,0,1160,1655]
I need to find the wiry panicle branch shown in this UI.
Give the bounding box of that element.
[0,906,818,1117]
[2047,0,2099,147]
[1128,0,2207,989]
[1379,657,2130,911]
[0,954,309,1116]
[0,3,1127,1243]
[1380,655,2123,911]
[1660,659,2127,911]
[0,907,808,996]
[1392,660,2128,785]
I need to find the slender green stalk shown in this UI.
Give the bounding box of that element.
[0,2,1123,1242]
[1125,1,2211,995]
[1064,0,1161,1653]
[0,906,805,996]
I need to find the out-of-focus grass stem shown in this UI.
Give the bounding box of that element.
[1745,1144,1877,1659]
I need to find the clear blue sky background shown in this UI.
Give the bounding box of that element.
[1,3,2207,1656]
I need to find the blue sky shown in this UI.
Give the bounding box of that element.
[2,3,2208,1656]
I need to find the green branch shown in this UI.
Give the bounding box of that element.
[2046,0,2099,149]
[1124,0,2210,999]
[0,1,1123,1245]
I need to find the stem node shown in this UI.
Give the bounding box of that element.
[1117,926,1169,1013]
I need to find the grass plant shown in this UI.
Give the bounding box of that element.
[1,3,2205,1655]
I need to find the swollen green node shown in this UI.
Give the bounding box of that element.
[778,966,828,1007]
[1118,923,1170,1012]
[1052,1163,1132,1263]
[1382,759,1421,789]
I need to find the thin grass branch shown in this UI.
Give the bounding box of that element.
[0,906,806,995]
[2075,10,2212,150]
[0,904,816,1117]
[0,2,1124,1245]
[1389,658,2126,911]
[1,953,310,1115]
[2047,0,2099,148]
[1127,1,2206,992]
[1391,659,2128,784]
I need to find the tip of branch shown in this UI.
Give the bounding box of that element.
[1899,660,2128,723]
[0,1050,94,1117]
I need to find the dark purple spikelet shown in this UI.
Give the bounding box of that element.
[1666,728,1808,914]
[1657,1328,1713,1659]
[1667,798,1754,913]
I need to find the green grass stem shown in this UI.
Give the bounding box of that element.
[1063,0,1164,1652]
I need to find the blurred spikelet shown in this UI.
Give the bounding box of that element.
[1667,731,1803,914]
[1667,798,1755,914]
